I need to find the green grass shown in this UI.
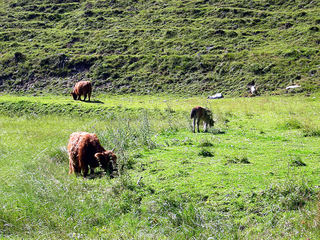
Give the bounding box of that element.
[1,94,320,239]
[0,0,319,94]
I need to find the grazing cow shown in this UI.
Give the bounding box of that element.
[67,132,117,177]
[71,81,92,101]
[190,106,215,133]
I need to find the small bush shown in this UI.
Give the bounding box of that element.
[303,125,320,137]
[277,118,302,130]
[198,139,214,147]
[198,148,214,157]
[226,156,250,164]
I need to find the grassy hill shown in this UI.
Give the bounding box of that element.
[0,0,319,94]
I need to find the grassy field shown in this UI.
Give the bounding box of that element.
[1,93,320,239]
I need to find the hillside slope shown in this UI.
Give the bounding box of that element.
[0,0,319,95]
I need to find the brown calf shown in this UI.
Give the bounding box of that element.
[190,106,215,133]
[71,81,92,101]
[67,132,117,177]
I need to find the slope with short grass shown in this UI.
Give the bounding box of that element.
[0,0,319,94]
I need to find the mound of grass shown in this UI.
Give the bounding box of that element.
[198,138,214,147]
[277,118,303,130]
[290,158,307,167]
[198,148,214,157]
[226,156,251,164]
[303,125,320,137]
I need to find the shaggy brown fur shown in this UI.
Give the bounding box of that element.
[71,81,92,101]
[190,106,215,133]
[67,132,117,177]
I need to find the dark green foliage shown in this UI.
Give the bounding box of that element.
[0,0,319,94]
[290,157,307,167]
[303,126,320,137]
[198,148,214,157]
[198,139,214,147]
[277,118,303,130]
[256,180,314,211]
[226,156,250,164]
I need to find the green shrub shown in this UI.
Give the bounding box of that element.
[198,148,214,157]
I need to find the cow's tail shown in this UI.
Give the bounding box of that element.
[190,108,197,119]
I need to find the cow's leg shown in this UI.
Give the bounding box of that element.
[90,167,95,175]
[82,165,89,178]
[88,93,91,102]
[193,118,196,133]
[68,160,74,174]
[73,163,81,176]
[84,94,87,101]
[197,119,200,133]
[77,95,81,101]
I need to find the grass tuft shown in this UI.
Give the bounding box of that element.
[303,125,320,137]
[49,146,68,164]
[277,118,303,130]
[198,148,214,157]
[198,138,214,147]
[290,157,307,167]
[226,155,251,164]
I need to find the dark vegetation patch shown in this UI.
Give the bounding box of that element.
[289,157,307,167]
[277,118,303,130]
[303,125,320,137]
[225,155,251,165]
[198,139,214,147]
[198,148,214,157]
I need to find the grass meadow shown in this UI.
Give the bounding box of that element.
[1,93,320,239]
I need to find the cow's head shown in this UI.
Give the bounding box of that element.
[94,151,117,174]
[71,91,77,100]
[205,109,215,128]
[208,118,215,128]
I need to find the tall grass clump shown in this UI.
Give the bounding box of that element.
[277,118,303,130]
[97,111,158,173]
[49,146,68,164]
[253,179,315,212]
[302,124,320,137]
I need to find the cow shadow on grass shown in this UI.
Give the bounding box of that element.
[86,170,117,179]
[208,128,226,135]
[82,100,104,104]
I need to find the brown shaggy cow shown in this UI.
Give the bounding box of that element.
[67,132,117,177]
[190,106,215,133]
[71,81,92,101]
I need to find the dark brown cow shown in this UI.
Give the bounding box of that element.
[71,81,92,101]
[67,132,117,177]
[190,106,215,133]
